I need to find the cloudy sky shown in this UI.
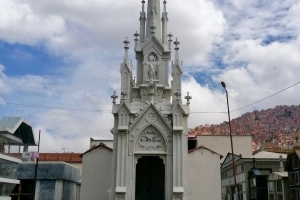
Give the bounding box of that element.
[0,0,299,152]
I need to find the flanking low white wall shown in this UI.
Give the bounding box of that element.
[188,148,221,200]
[80,147,112,200]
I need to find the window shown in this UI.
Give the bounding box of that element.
[290,189,296,200]
[250,188,257,199]
[292,155,299,169]
[188,140,197,151]
[276,180,282,192]
[269,194,274,200]
[277,194,283,200]
[268,181,274,192]
[296,171,299,185]
[250,177,256,187]
[290,172,295,185]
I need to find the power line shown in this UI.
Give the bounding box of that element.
[230,81,300,112]
[0,102,111,113]
[0,81,299,114]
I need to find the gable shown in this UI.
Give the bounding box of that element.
[142,36,164,55]
[129,103,171,132]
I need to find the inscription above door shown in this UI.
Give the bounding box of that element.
[135,127,166,154]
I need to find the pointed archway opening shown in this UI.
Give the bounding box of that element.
[135,156,165,200]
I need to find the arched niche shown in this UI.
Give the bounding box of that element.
[134,125,167,154]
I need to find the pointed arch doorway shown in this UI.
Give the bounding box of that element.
[135,156,165,200]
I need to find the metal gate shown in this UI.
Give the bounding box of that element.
[135,156,165,200]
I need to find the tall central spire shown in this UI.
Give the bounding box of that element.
[146,0,161,40]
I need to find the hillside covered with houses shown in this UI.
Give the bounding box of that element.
[190,105,300,151]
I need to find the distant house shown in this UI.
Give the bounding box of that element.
[0,117,36,200]
[221,151,287,200]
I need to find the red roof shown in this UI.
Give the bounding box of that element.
[39,153,82,163]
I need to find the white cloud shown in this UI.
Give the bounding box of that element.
[1,0,300,152]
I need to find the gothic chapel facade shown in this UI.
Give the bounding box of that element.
[110,0,191,199]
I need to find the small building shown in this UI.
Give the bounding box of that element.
[188,145,223,200]
[0,117,36,200]
[10,162,80,200]
[79,143,113,200]
[221,151,287,200]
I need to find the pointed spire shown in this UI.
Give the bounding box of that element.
[163,0,167,12]
[139,1,146,43]
[146,0,161,39]
[123,37,130,62]
[162,0,168,44]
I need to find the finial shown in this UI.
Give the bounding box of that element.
[150,23,156,35]
[174,38,180,49]
[111,91,118,104]
[121,89,127,99]
[185,92,192,105]
[134,31,139,42]
[167,32,173,42]
[123,37,130,49]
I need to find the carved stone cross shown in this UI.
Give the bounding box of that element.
[184,92,192,105]
[111,91,118,104]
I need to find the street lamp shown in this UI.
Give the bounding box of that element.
[221,81,238,200]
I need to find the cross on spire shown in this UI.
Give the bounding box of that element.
[123,37,130,49]
[184,92,192,105]
[174,38,180,49]
[134,31,139,42]
[121,90,127,99]
[111,91,118,104]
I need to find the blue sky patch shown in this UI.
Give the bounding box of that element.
[0,42,67,77]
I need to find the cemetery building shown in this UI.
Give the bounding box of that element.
[108,0,190,199]
[266,155,289,200]
[221,151,287,200]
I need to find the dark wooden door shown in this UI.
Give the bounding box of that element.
[135,156,165,200]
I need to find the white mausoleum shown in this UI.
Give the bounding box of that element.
[80,1,226,200]
[109,0,190,199]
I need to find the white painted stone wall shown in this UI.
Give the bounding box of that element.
[196,135,252,162]
[80,147,112,200]
[188,148,221,200]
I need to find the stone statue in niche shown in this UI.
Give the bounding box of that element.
[148,64,155,81]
